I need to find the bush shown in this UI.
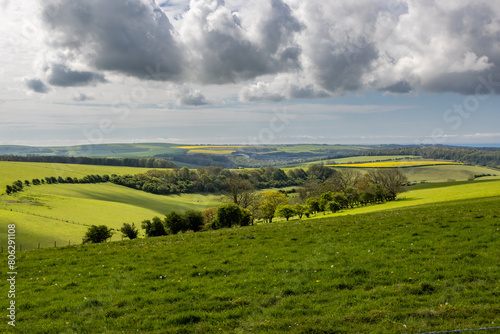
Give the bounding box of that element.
[83,225,114,244]
[120,223,139,240]
[214,203,242,229]
[184,210,204,232]
[142,217,167,237]
[165,211,187,234]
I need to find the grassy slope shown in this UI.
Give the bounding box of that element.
[310,179,500,220]
[0,161,155,191]
[2,197,499,333]
[0,184,220,250]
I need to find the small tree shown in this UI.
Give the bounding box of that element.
[164,211,186,234]
[83,225,114,244]
[240,208,253,226]
[120,223,139,240]
[276,204,295,221]
[141,217,167,237]
[329,201,340,213]
[214,203,242,229]
[257,191,288,223]
[306,197,320,214]
[184,210,204,232]
[293,203,306,218]
[5,185,12,195]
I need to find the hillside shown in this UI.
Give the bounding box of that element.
[2,197,499,333]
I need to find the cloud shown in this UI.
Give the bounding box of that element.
[24,78,50,93]
[47,63,106,87]
[71,92,94,102]
[32,0,500,98]
[172,85,209,106]
[239,74,329,102]
[40,0,182,80]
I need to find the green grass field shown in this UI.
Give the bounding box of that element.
[308,179,500,221]
[0,143,186,157]
[0,183,220,250]
[0,161,155,192]
[2,197,499,333]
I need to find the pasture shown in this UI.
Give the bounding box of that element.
[2,196,499,333]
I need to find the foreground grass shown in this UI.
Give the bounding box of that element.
[2,197,499,333]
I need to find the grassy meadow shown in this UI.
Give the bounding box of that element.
[1,197,499,333]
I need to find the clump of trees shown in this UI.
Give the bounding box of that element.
[0,155,177,169]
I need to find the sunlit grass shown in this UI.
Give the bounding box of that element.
[2,196,499,333]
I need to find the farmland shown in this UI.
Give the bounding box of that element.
[325,161,463,168]
[1,196,499,333]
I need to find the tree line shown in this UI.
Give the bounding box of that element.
[0,155,177,169]
[366,146,500,168]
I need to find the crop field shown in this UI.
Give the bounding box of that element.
[1,197,499,333]
[176,145,255,155]
[326,161,462,168]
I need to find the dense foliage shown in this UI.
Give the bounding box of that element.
[0,155,177,168]
[366,146,500,168]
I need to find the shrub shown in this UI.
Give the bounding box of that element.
[83,225,114,244]
[141,217,167,237]
[184,210,204,232]
[165,211,187,234]
[120,223,139,240]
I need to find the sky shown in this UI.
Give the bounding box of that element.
[1,0,499,147]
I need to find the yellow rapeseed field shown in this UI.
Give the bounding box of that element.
[176,145,252,155]
[325,161,463,168]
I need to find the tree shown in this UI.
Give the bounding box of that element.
[240,208,253,226]
[367,169,408,200]
[306,197,320,214]
[307,164,335,182]
[120,223,139,240]
[5,185,12,195]
[83,225,114,244]
[221,175,256,209]
[214,203,243,229]
[329,201,341,213]
[184,210,204,232]
[344,187,360,208]
[141,217,167,237]
[256,191,288,223]
[164,211,187,234]
[293,203,306,218]
[276,204,295,221]
[327,169,362,192]
[202,207,218,227]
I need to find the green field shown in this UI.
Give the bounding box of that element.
[0,143,186,157]
[0,161,155,192]
[2,197,499,333]
[309,179,500,220]
[0,183,220,250]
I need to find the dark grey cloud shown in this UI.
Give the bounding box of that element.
[25,78,50,93]
[47,64,106,87]
[41,0,182,80]
[33,0,500,100]
[174,86,209,106]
